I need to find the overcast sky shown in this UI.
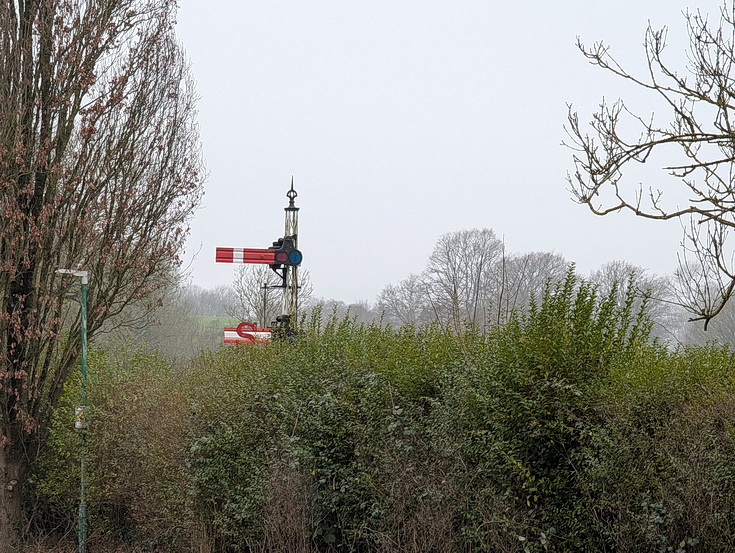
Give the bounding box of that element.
[175,0,722,304]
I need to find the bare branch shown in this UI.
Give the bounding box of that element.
[566,1,735,322]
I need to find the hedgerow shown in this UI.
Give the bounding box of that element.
[27,271,735,552]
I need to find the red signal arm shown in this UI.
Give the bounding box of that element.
[216,247,276,264]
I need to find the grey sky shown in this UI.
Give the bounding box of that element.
[176,1,721,303]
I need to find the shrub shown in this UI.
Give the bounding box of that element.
[429,269,654,551]
[27,343,190,551]
[579,343,735,551]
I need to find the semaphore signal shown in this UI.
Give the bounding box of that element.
[216,178,301,343]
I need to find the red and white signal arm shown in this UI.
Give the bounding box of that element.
[216,248,275,264]
[224,321,271,344]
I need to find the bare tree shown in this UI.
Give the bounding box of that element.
[342,300,379,325]
[227,264,313,328]
[376,273,431,326]
[565,2,735,328]
[0,1,203,545]
[679,284,735,346]
[493,251,569,324]
[424,228,503,333]
[589,261,685,343]
[378,234,568,331]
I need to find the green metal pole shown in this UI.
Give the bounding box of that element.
[57,269,89,553]
[80,276,87,407]
[79,274,88,553]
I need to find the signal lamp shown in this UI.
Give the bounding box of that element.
[272,235,302,266]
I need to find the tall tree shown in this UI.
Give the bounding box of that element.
[424,228,503,333]
[0,0,203,546]
[379,234,569,331]
[565,2,735,327]
[376,273,431,326]
[492,251,569,325]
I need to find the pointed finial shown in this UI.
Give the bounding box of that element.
[286,176,298,208]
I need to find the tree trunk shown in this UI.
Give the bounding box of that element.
[0,440,25,551]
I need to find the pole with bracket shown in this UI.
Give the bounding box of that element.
[56,269,89,553]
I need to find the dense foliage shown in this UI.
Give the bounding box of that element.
[25,271,735,552]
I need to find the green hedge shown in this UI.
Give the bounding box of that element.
[28,272,735,552]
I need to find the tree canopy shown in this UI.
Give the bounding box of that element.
[0,0,203,546]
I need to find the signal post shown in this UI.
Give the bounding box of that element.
[216,180,302,341]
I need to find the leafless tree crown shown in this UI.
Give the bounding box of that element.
[377,229,570,332]
[227,264,314,327]
[565,1,735,327]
